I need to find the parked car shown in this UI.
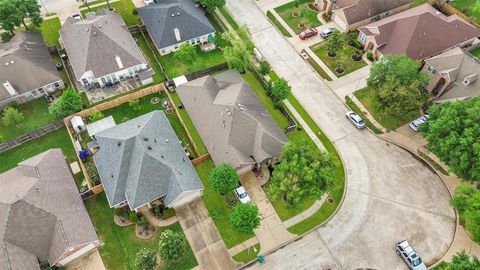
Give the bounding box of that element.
[320,28,335,39]
[72,14,81,20]
[235,186,251,204]
[395,240,427,270]
[409,115,429,132]
[346,111,365,129]
[299,28,318,40]
[144,0,155,5]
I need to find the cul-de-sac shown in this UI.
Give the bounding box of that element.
[0,0,479,269]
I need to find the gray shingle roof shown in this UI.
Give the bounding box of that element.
[334,0,412,24]
[60,9,148,80]
[176,70,288,169]
[0,149,99,269]
[138,0,215,50]
[0,32,61,103]
[93,110,203,210]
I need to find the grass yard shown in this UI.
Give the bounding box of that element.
[195,160,254,248]
[85,194,197,270]
[0,128,77,173]
[219,7,239,30]
[410,0,427,7]
[81,0,139,26]
[39,17,61,46]
[354,87,419,130]
[451,0,480,23]
[470,47,480,58]
[310,38,367,77]
[345,96,383,134]
[232,244,261,263]
[274,0,322,34]
[80,0,107,8]
[133,33,167,84]
[266,11,292,37]
[0,98,59,143]
[303,50,332,81]
[98,92,197,158]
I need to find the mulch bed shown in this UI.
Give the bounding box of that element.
[114,214,134,227]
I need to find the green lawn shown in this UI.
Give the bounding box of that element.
[81,0,139,26]
[274,0,322,34]
[310,38,367,77]
[0,98,59,143]
[0,128,77,173]
[219,7,239,29]
[85,193,198,270]
[195,160,254,248]
[80,0,107,8]
[39,17,61,46]
[470,47,480,58]
[232,244,260,263]
[410,0,427,7]
[99,92,197,158]
[266,11,292,37]
[354,87,418,130]
[303,50,332,81]
[133,33,167,84]
[451,0,480,23]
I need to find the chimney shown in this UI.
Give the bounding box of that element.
[115,55,124,69]
[174,28,181,42]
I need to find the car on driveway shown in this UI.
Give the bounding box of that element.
[395,240,427,270]
[320,28,335,39]
[299,28,318,40]
[346,111,365,129]
[235,186,251,204]
[409,115,429,132]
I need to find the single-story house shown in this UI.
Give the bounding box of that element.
[316,0,412,32]
[60,9,151,89]
[0,32,64,109]
[93,110,204,210]
[423,47,480,103]
[176,70,289,174]
[0,149,100,269]
[358,4,480,60]
[138,0,216,56]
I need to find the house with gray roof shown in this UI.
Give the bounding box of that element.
[0,32,64,109]
[176,70,289,173]
[0,149,100,269]
[60,9,150,89]
[93,110,203,210]
[138,0,215,56]
[423,47,480,103]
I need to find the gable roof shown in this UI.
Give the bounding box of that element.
[176,70,288,168]
[0,149,99,269]
[138,0,215,49]
[358,4,480,60]
[93,110,203,210]
[0,32,61,103]
[425,47,480,102]
[333,0,412,24]
[60,9,147,80]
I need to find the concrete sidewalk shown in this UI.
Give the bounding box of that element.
[283,194,327,228]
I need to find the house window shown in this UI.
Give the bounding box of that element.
[427,65,437,74]
[196,37,200,44]
[38,88,45,93]
[359,32,368,42]
[101,77,107,84]
[191,39,195,44]
[54,82,60,88]
[128,68,134,76]
[31,90,40,97]
[111,74,118,82]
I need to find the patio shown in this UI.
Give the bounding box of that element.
[81,77,143,104]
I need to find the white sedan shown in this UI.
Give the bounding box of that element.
[346,111,366,129]
[235,186,251,204]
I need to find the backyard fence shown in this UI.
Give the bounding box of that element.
[185,63,229,81]
[429,0,479,27]
[191,154,211,165]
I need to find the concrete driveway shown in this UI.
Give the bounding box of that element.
[226,0,456,269]
[38,0,80,22]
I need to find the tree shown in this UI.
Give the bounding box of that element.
[1,107,24,127]
[268,78,291,103]
[435,251,480,270]
[0,0,22,35]
[134,248,157,270]
[89,111,104,122]
[174,43,197,64]
[158,229,187,262]
[209,164,239,194]
[49,87,83,118]
[451,184,480,243]
[223,39,251,73]
[420,97,480,182]
[13,0,42,29]
[229,204,260,233]
[199,0,225,14]
[259,60,271,76]
[268,140,334,207]
[325,31,343,55]
[366,55,429,119]
[129,99,141,111]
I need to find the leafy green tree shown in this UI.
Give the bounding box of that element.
[1,32,13,43]
[451,184,480,243]
[174,43,197,64]
[89,111,104,122]
[268,77,291,103]
[229,203,260,233]
[209,164,239,194]
[435,251,480,270]
[367,55,429,119]
[0,1,21,35]
[259,61,271,76]
[134,248,157,270]
[1,107,24,127]
[199,0,225,13]
[268,140,334,207]
[13,0,42,29]
[48,87,83,118]
[325,31,343,55]
[421,98,480,182]
[129,99,141,111]
[158,229,188,262]
[224,39,251,73]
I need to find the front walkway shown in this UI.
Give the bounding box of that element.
[138,206,178,227]
[228,236,259,256]
[326,65,371,99]
[65,249,106,270]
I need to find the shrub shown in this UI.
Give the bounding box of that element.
[158,229,188,262]
[113,208,123,216]
[134,248,157,270]
[322,12,332,21]
[129,212,138,223]
[138,216,149,227]
[209,208,224,221]
[132,8,138,15]
[1,107,24,127]
[1,32,13,43]
[259,60,271,76]
[89,111,104,122]
[49,87,83,118]
[367,52,374,61]
[128,99,140,111]
[229,204,260,233]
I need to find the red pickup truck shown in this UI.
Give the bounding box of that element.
[299,28,318,40]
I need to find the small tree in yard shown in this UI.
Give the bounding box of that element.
[451,184,480,243]
[134,247,157,270]
[209,164,239,194]
[158,229,188,262]
[174,43,197,65]
[129,99,141,111]
[325,31,343,56]
[49,87,83,118]
[199,0,225,14]
[259,60,271,76]
[268,140,334,207]
[229,203,260,234]
[89,111,104,122]
[1,107,24,127]
[223,39,251,73]
[268,78,291,104]
[435,251,480,270]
